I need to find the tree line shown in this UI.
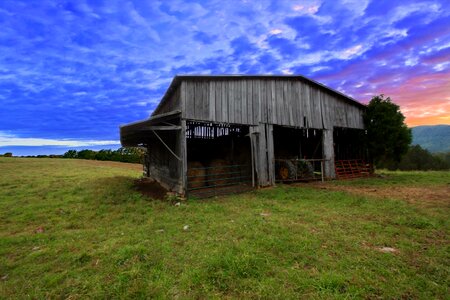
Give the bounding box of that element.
[378,145,450,171]
[62,147,144,163]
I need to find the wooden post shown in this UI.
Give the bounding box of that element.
[258,123,268,186]
[250,126,259,187]
[320,160,324,182]
[180,119,188,196]
[266,124,275,185]
[322,129,336,179]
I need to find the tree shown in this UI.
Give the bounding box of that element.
[77,149,96,160]
[63,150,78,158]
[363,95,411,166]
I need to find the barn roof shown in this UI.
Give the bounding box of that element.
[152,74,366,116]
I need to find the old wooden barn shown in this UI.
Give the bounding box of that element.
[120,75,369,197]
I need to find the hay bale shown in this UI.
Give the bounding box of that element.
[207,159,232,187]
[187,161,206,189]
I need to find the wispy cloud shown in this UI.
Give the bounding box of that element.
[0,0,449,156]
[0,132,119,147]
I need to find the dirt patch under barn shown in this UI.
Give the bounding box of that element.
[309,182,450,210]
[134,178,168,200]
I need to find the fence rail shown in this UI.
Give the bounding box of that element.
[187,163,252,198]
[335,159,372,179]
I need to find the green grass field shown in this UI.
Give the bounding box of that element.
[0,158,449,298]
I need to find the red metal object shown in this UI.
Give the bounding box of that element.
[335,159,372,179]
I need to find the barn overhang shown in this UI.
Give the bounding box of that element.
[120,110,181,147]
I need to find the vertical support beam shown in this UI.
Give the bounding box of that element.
[249,131,255,187]
[266,124,275,185]
[145,146,151,177]
[257,123,268,186]
[322,129,336,179]
[320,161,324,182]
[180,119,188,196]
[250,127,258,187]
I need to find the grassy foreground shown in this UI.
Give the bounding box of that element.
[0,158,449,298]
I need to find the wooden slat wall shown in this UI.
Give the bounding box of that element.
[181,78,364,129]
[148,130,182,193]
[153,85,181,115]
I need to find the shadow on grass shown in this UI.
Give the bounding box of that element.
[86,176,145,204]
[86,176,169,204]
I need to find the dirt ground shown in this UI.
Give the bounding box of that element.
[134,178,168,200]
[309,182,450,209]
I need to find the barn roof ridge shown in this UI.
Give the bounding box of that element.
[152,74,366,117]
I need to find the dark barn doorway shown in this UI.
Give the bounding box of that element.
[272,126,325,182]
[333,127,368,161]
[186,121,253,197]
[333,127,371,179]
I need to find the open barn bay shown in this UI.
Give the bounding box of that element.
[0,158,448,298]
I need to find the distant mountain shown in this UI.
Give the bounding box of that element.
[411,125,450,153]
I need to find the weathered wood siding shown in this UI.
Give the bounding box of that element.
[181,79,364,129]
[147,130,183,193]
[153,85,181,116]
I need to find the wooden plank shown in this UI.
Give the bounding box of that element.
[196,80,202,120]
[242,80,247,124]
[309,86,322,128]
[259,80,265,123]
[319,90,325,129]
[283,80,288,125]
[271,80,276,124]
[237,80,241,124]
[192,81,197,118]
[200,80,207,120]
[272,80,283,125]
[304,83,311,128]
[234,80,240,124]
[249,126,259,187]
[235,80,240,123]
[258,123,268,185]
[196,80,201,120]
[275,80,281,125]
[247,80,252,125]
[228,80,234,123]
[287,81,294,126]
[196,81,200,120]
[186,81,194,119]
[314,87,322,128]
[215,80,221,121]
[181,82,186,119]
[209,81,214,121]
[293,81,301,126]
[234,81,239,123]
[180,120,188,196]
[322,129,335,178]
[140,126,181,131]
[252,80,258,124]
[266,124,275,185]
[221,81,226,122]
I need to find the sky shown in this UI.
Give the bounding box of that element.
[0,0,449,155]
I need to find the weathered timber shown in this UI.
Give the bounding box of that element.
[120,75,367,195]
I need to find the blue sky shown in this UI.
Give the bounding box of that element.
[1,0,449,155]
